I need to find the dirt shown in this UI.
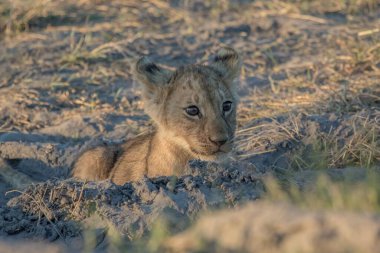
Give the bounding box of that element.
[0,0,379,252]
[1,162,263,250]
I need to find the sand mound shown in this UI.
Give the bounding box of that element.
[165,201,380,253]
[1,162,263,247]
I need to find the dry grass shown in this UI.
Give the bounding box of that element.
[284,110,379,171]
[288,0,379,14]
[266,168,380,212]
[328,112,379,168]
[0,0,65,35]
[235,20,379,164]
[0,0,379,252]
[235,115,302,158]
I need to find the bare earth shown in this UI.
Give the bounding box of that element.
[0,0,379,252]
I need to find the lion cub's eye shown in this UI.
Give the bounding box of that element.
[222,101,232,112]
[185,106,200,116]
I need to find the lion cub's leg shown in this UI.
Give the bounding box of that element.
[72,145,120,181]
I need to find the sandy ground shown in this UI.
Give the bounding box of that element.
[165,201,380,253]
[0,0,379,252]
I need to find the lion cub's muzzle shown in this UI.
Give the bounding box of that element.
[207,134,233,154]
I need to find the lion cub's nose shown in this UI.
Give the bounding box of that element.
[208,136,228,147]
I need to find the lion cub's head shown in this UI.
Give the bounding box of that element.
[133,47,241,160]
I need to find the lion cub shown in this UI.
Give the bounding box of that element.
[73,47,241,185]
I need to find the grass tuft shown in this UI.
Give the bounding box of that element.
[266,168,380,212]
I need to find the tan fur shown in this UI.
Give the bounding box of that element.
[73,47,242,185]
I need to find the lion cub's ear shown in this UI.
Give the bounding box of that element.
[210,47,242,83]
[133,57,173,100]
